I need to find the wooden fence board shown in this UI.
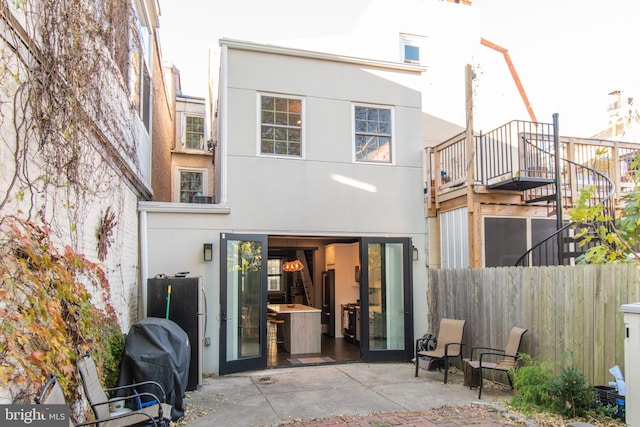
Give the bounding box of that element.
[573,266,586,376]
[585,267,597,382]
[603,268,617,375]
[427,264,640,385]
[562,266,573,370]
[593,266,606,382]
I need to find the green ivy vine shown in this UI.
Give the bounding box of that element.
[0,215,122,404]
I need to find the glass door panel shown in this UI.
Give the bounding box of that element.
[361,238,413,362]
[219,233,267,374]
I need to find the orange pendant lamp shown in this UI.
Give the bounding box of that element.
[282,259,304,272]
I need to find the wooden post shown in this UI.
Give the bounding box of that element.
[466,64,481,268]
[434,147,441,210]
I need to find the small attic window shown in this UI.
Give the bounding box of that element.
[404,44,420,63]
[400,33,426,64]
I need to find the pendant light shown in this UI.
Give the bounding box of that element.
[282,259,304,272]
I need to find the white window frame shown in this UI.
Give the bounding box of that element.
[133,0,153,133]
[175,167,209,203]
[267,259,282,292]
[181,113,207,150]
[400,33,426,64]
[352,103,395,164]
[257,93,305,158]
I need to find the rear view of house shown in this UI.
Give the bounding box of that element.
[141,39,427,375]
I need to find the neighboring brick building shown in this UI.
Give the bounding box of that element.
[0,1,171,329]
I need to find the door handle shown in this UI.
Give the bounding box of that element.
[201,287,208,335]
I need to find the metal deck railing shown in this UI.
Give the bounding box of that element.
[426,118,638,266]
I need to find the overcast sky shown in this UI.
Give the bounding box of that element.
[157,0,640,137]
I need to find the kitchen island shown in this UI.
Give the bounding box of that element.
[267,304,321,354]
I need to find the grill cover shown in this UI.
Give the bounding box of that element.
[117,317,190,420]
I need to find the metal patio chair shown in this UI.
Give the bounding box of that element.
[36,374,159,427]
[465,326,528,398]
[414,318,466,383]
[77,353,171,426]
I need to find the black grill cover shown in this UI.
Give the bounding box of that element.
[117,317,190,420]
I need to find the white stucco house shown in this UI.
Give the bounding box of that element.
[140,39,427,375]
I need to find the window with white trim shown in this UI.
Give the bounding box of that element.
[267,259,282,291]
[179,170,204,203]
[132,4,152,132]
[260,95,302,156]
[184,115,205,149]
[400,33,426,64]
[354,105,392,163]
[404,44,420,63]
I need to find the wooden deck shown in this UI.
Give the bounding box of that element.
[425,119,640,267]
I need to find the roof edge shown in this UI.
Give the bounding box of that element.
[219,38,427,74]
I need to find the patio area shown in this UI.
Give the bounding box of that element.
[176,362,515,426]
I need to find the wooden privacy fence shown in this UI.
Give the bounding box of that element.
[426,264,640,386]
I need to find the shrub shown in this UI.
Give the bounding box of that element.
[0,216,122,403]
[510,354,554,412]
[511,354,616,422]
[548,366,597,418]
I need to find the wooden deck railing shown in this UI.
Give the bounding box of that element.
[426,120,640,210]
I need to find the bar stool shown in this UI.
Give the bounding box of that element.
[267,317,279,348]
[268,317,286,349]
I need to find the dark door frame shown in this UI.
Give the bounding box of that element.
[359,237,414,362]
[219,233,268,375]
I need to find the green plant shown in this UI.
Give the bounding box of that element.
[510,354,554,412]
[594,402,621,420]
[569,152,640,264]
[101,330,125,389]
[548,366,597,418]
[0,215,122,403]
[510,354,623,422]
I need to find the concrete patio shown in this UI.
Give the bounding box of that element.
[176,362,515,426]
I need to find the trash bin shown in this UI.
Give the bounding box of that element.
[117,317,191,420]
[620,302,640,426]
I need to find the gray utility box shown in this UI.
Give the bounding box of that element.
[620,302,640,426]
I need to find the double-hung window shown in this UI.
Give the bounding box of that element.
[260,95,302,156]
[185,115,205,149]
[132,5,152,132]
[354,105,393,163]
[180,170,203,203]
[267,259,282,291]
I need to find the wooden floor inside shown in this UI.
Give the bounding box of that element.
[267,334,361,368]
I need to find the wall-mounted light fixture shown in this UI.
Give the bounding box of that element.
[203,243,213,261]
[412,246,419,261]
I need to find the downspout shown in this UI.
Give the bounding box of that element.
[139,209,149,318]
[218,43,229,205]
